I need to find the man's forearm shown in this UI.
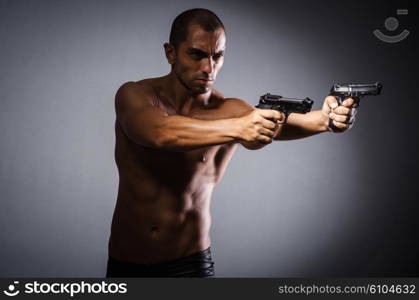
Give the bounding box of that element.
[155,115,240,151]
[274,110,329,140]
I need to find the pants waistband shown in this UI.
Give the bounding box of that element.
[106,247,215,278]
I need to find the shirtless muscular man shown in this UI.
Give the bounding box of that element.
[106,8,358,277]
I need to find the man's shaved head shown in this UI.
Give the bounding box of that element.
[169,8,225,50]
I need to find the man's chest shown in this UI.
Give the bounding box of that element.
[155,96,235,121]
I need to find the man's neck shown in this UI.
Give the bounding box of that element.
[162,72,211,114]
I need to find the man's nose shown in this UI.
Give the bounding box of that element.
[201,57,215,75]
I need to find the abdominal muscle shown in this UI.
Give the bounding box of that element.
[108,179,213,264]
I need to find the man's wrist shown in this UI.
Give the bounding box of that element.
[319,110,331,132]
[227,117,243,141]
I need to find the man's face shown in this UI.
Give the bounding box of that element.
[170,24,226,95]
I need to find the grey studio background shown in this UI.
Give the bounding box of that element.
[0,0,417,277]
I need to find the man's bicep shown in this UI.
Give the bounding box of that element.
[115,82,168,147]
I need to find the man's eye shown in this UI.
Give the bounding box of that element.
[191,53,204,59]
[213,53,224,59]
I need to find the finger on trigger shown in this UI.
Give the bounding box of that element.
[342,98,354,107]
[260,109,279,120]
[273,110,283,121]
[275,112,286,124]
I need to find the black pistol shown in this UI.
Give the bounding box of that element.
[329,82,382,104]
[255,93,314,117]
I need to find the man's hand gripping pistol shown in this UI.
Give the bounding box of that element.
[328,82,382,131]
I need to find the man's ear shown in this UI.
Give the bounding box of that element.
[164,43,176,65]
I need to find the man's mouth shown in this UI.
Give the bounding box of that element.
[196,78,213,82]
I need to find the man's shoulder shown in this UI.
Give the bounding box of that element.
[116,78,156,96]
[115,78,159,107]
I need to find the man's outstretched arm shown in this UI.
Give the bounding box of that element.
[274,96,358,140]
[115,82,282,151]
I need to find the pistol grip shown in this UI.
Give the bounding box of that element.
[328,95,359,132]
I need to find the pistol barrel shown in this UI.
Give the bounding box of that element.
[256,93,313,114]
[330,82,382,98]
